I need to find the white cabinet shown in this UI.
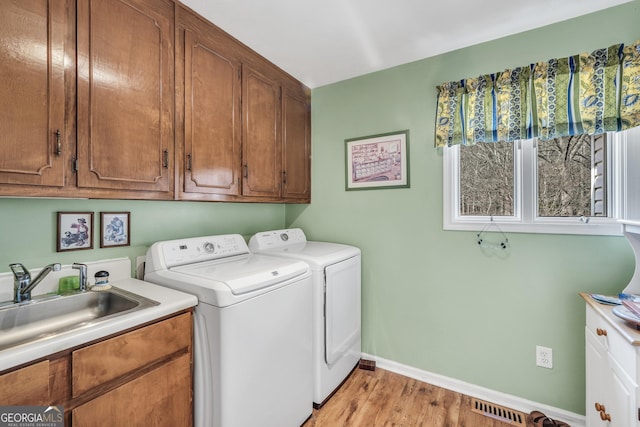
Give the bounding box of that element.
[584,301,639,426]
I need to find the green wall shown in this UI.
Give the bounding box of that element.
[286,2,640,414]
[2,1,640,416]
[0,198,284,275]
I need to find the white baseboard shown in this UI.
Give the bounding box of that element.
[362,353,585,427]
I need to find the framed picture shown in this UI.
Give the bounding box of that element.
[345,130,410,190]
[100,212,130,248]
[57,212,94,252]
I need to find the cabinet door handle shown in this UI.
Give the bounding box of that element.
[600,410,611,421]
[186,154,192,171]
[243,164,248,179]
[282,171,287,184]
[163,150,169,168]
[596,328,607,336]
[595,402,605,412]
[55,129,62,156]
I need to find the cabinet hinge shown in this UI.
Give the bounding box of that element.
[72,158,78,173]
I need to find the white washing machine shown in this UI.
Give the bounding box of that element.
[144,234,312,427]
[249,228,361,407]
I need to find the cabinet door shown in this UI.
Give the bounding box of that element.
[606,352,637,427]
[242,65,282,198]
[72,312,191,397]
[586,326,638,427]
[76,0,174,194]
[0,360,50,406]
[72,352,192,427]
[0,0,66,187]
[282,86,311,201]
[179,24,242,196]
[585,328,608,427]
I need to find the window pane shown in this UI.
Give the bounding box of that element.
[536,134,604,217]
[459,141,514,216]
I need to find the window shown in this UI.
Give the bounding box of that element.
[537,134,605,218]
[443,128,640,235]
[459,140,514,217]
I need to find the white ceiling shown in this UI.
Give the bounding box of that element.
[180,0,633,88]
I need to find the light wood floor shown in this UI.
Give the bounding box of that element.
[303,367,524,427]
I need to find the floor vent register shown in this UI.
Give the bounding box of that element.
[470,397,527,427]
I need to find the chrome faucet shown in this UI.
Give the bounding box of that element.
[72,263,88,292]
[10,263,61,303]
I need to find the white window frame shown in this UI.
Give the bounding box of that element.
[442,131,637,236]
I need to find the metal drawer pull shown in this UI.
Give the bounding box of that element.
[596,328,607,336]
[55,129,62,156]
[163,150,169,168]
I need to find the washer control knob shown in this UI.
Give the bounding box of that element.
[280,233,289,241]
[203,242,215,253]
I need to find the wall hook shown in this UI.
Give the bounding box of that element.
[476,217,509,250]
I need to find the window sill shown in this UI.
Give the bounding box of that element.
[443,217,623,236]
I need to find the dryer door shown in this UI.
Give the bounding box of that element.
[324,255,361,365]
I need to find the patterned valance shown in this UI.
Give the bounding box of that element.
[435,41,640,147]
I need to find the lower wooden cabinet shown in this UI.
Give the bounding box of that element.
[72,352,192,426]
[0,360,51,406]
[0,311,193,426]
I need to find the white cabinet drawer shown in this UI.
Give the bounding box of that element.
[586,304,636,379]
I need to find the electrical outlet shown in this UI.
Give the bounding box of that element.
[536,346,553,369]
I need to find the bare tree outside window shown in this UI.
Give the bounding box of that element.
[459,141,514,216]
[458,134,605,219]
[537,134,604,217]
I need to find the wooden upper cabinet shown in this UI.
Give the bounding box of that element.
[282,86,311,201]
[0,0,309,202]
[0,0,66,187]
[76,0,174,195]
[242,65,282,198]
[177,9,242,198]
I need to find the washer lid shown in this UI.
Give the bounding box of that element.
[256,241,361,268]
[171,254,309,295]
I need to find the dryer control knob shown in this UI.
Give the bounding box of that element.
[280,233,289,241]
[203,242,215,253]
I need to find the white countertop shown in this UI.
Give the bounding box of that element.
[0,258,198,372]
[581,292,640,346]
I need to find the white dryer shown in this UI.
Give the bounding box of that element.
[249,228,361,407]
[144,234,312,427]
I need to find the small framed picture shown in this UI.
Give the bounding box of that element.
[345,130,410,190]
[100,212,130,248]
[57,212,94,252]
